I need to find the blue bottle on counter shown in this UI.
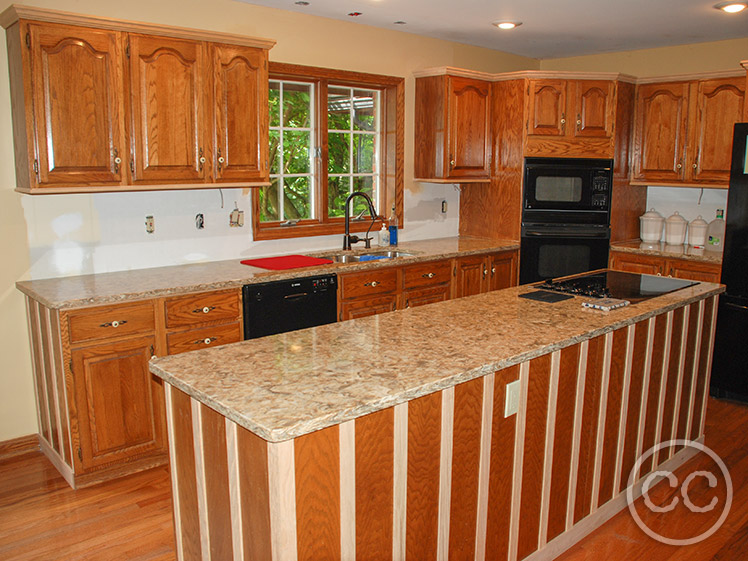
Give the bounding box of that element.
[388,205,398,246]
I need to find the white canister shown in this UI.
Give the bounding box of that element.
[664,211,688,245]
[688,215,708,248]
[639,208,665,242]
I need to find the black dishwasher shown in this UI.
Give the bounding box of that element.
[243,274,338,339]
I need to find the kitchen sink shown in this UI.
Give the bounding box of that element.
[322,250,413,263]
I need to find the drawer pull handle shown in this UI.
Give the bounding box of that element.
[365,281,379,287]
[422,272,435,279]
[100,320,127,328]
[194,337,217,345]
[193,306,216,314]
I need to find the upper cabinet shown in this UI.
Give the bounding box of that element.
[631,76,745,187]
[1,6,274,194]
[414,74,490,182]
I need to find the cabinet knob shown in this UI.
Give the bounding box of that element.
[483,268,488,278]
[100,319,127,328]
[423,272,435,279]
[365,281,379,288]
[692,163,698,169]
[560,113,566,126]
[576,114,582,128]
[192,306,216,314]
[491,267,496,275]
[193,337,217,346]
[450,159,455,168]
[218,156,225,164]
[676,163,682,170]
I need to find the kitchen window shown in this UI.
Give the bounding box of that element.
[252,63,404,241]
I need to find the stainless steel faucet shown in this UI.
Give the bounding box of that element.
[343,191,378,250]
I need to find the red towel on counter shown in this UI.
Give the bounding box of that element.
[240,255,334,270]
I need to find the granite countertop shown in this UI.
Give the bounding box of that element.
[610,240,723,264]
[150,277,724,443]
[16,236,518,309]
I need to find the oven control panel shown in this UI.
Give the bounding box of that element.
[592,193,608,208]
[592,174,609,192]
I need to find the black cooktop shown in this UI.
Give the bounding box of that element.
[536,270,697,302]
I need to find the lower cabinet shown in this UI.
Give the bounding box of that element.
[609,250,721,282]
[454,251,519,297]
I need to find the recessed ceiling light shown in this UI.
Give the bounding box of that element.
[493,21,522,30]
[714,1,747,12]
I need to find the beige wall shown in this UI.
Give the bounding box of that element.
[540,37,748,76]
[0,0,537,441]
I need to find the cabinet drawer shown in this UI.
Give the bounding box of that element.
[402,260,452,289]
[167,322,243,355]
[68,301,155,344]
[339,269,398,300]
[165,290,241,328]
[339,295,398,321]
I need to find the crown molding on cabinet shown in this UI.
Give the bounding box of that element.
[0,4,276,50]
[414,65,744,84]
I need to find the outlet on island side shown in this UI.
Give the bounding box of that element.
[504,379,520,417]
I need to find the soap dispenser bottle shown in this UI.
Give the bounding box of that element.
[377,223,389,247]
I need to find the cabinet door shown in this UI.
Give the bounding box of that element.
[688,78,745,184]
[212,44,268,182]
[71,336,161,471]
[339,295,397,321]
[454,256,488,298]
[609,251,662,276]
[666,259,721,283]
[572,81,615,139]
[526,80,567,137]
[446,76,490,178]
[631,82,689,183]
[402,285,451,309]
[487,251,518,291]
[27,23,126,187]
[128,34,209,183]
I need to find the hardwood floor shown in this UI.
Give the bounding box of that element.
[0,397,746,560]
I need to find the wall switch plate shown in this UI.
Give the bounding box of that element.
[145,215,154,234]
[229,208,244,227]
[504,379,520,417]
[441,200,448,213]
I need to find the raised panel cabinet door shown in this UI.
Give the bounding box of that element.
[488,251,518,291]
[446,76,490,178]
[631,82,689,183]
[572,80,615,139]
[688,78,745,184]
[454,256,487,298]
[71,335,161,471]
[212,43,268,182]
[666,259,721,283]
[27,23,126,187]
[526,80,567,137]
[402,285,451,309]
[128,34,208,183]
[339,294,397,321]
[609,252,662,276]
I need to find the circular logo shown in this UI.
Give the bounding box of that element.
[626,439,732,546]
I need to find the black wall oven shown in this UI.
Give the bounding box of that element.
[520,158,613,284]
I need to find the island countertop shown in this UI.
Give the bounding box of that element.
[149,276,724,443]
[15,236,518,309]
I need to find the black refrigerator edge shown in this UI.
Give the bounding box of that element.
[710,122,748,401]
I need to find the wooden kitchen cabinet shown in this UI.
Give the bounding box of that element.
[338,268,399,321]
[631,77,745,186]
[2,7,274,193]
[401,259,453,309]
[609,250,721,283]
[454,251,518,298]
[414,74,490,182]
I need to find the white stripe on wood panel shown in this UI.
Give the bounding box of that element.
[393,402,408,561]
[591,333,613,511]
[437,386,455,561]
[669,304,691,445]
[613,325,636,494]
[24,297,44,450]
[508,361,530,561]
[566,340,588,531]
[539,352,561,547]
[191,399,211,561]
[651,312,674,469]
[633,319,655,482]
[684,300,705,441]
[268,439,298,561]
[225,420,244,561]
[474,372,496,561]
[164,384,184,561]
[699,297,719,438]
[339,420,356,561]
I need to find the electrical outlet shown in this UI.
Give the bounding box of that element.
[229,208,244,227]
[195,213,204,230]
[504,379,520,417]
[441,200,448,213]
[145,215,154,234]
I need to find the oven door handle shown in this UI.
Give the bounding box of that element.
[523,228,609,238]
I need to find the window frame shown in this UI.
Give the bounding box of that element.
[252,62,404,241]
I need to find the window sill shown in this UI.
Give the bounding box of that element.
[252,219,384,241]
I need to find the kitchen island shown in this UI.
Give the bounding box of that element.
[150,275,723,561]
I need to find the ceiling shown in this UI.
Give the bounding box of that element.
[237,0,748,59]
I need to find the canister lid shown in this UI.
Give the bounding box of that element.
[640,208,663,220]
[665,211,687,224]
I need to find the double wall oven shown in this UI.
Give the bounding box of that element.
[520,157,613,284]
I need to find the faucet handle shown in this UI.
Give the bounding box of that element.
[364,236,373,249]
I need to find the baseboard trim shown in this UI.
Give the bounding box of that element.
[0,434,40,460]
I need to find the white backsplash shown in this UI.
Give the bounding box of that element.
[21,184,460,280]
[645,186,728,241]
